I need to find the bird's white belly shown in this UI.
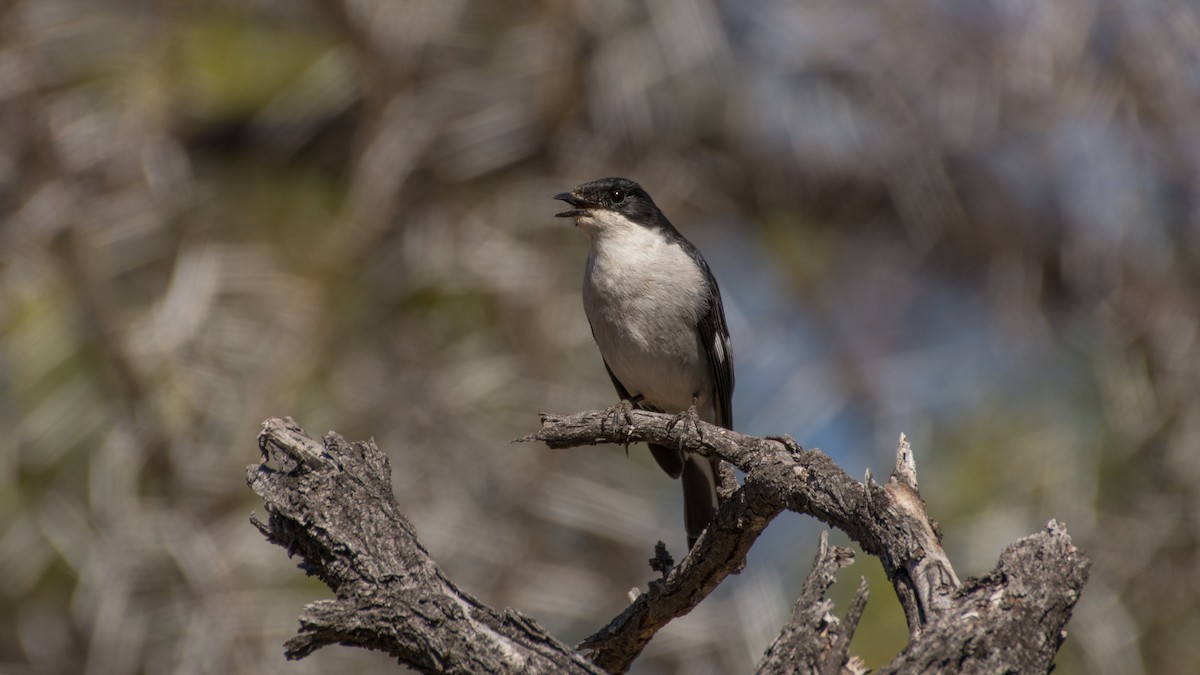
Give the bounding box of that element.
[593,315,707,414]
[583,231,716,420]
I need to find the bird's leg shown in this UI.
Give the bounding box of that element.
[602,394,642,447]
[666,395,704,450]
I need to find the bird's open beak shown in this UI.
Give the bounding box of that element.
[554,192,595,218]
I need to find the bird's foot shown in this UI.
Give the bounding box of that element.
[602,397,640,446]
[666,401,703,450]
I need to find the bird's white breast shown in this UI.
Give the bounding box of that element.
[581,212,715,419]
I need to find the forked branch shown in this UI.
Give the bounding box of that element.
[248,414,1089,674]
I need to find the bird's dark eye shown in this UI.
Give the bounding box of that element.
[609,188,625,204]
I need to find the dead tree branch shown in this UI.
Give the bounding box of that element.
[248,413,1089,674]
[528,411,963,635]
[756,530,868,675]
[248,418,602,674]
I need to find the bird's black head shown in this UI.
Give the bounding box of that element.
[553,177,666,228]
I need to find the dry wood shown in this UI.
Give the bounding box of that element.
[247,413,1089,674]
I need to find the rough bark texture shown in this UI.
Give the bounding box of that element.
[755,531,868,675]
[530,411,967,638]
[249,418,602,674]
[248,414,1090,674]
[880,521,1089,674]
[577,473,782,671]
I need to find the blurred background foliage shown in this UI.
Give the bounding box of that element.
[1,0,1198,672]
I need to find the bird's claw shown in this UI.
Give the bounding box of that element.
[602,399,638,446]
[666,402,703,450]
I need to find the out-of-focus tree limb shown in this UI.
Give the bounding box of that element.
[249,414,1088,674]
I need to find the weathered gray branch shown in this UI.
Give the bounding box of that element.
[576,471,783,671]
[527,410,963,636]
[248,417,601,674]
[525,409,1089,673]
[248,413,1089,674]
[756,531,868,675]
[880,521,1088,673]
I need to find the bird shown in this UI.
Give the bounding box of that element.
[554,177,734,549]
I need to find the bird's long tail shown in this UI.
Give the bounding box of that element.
[680,454,719,549]
[649,442,720,549]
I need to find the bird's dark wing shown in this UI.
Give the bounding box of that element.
[696,263,735,429]
[684,253,731,548]
[601,359,633,404]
